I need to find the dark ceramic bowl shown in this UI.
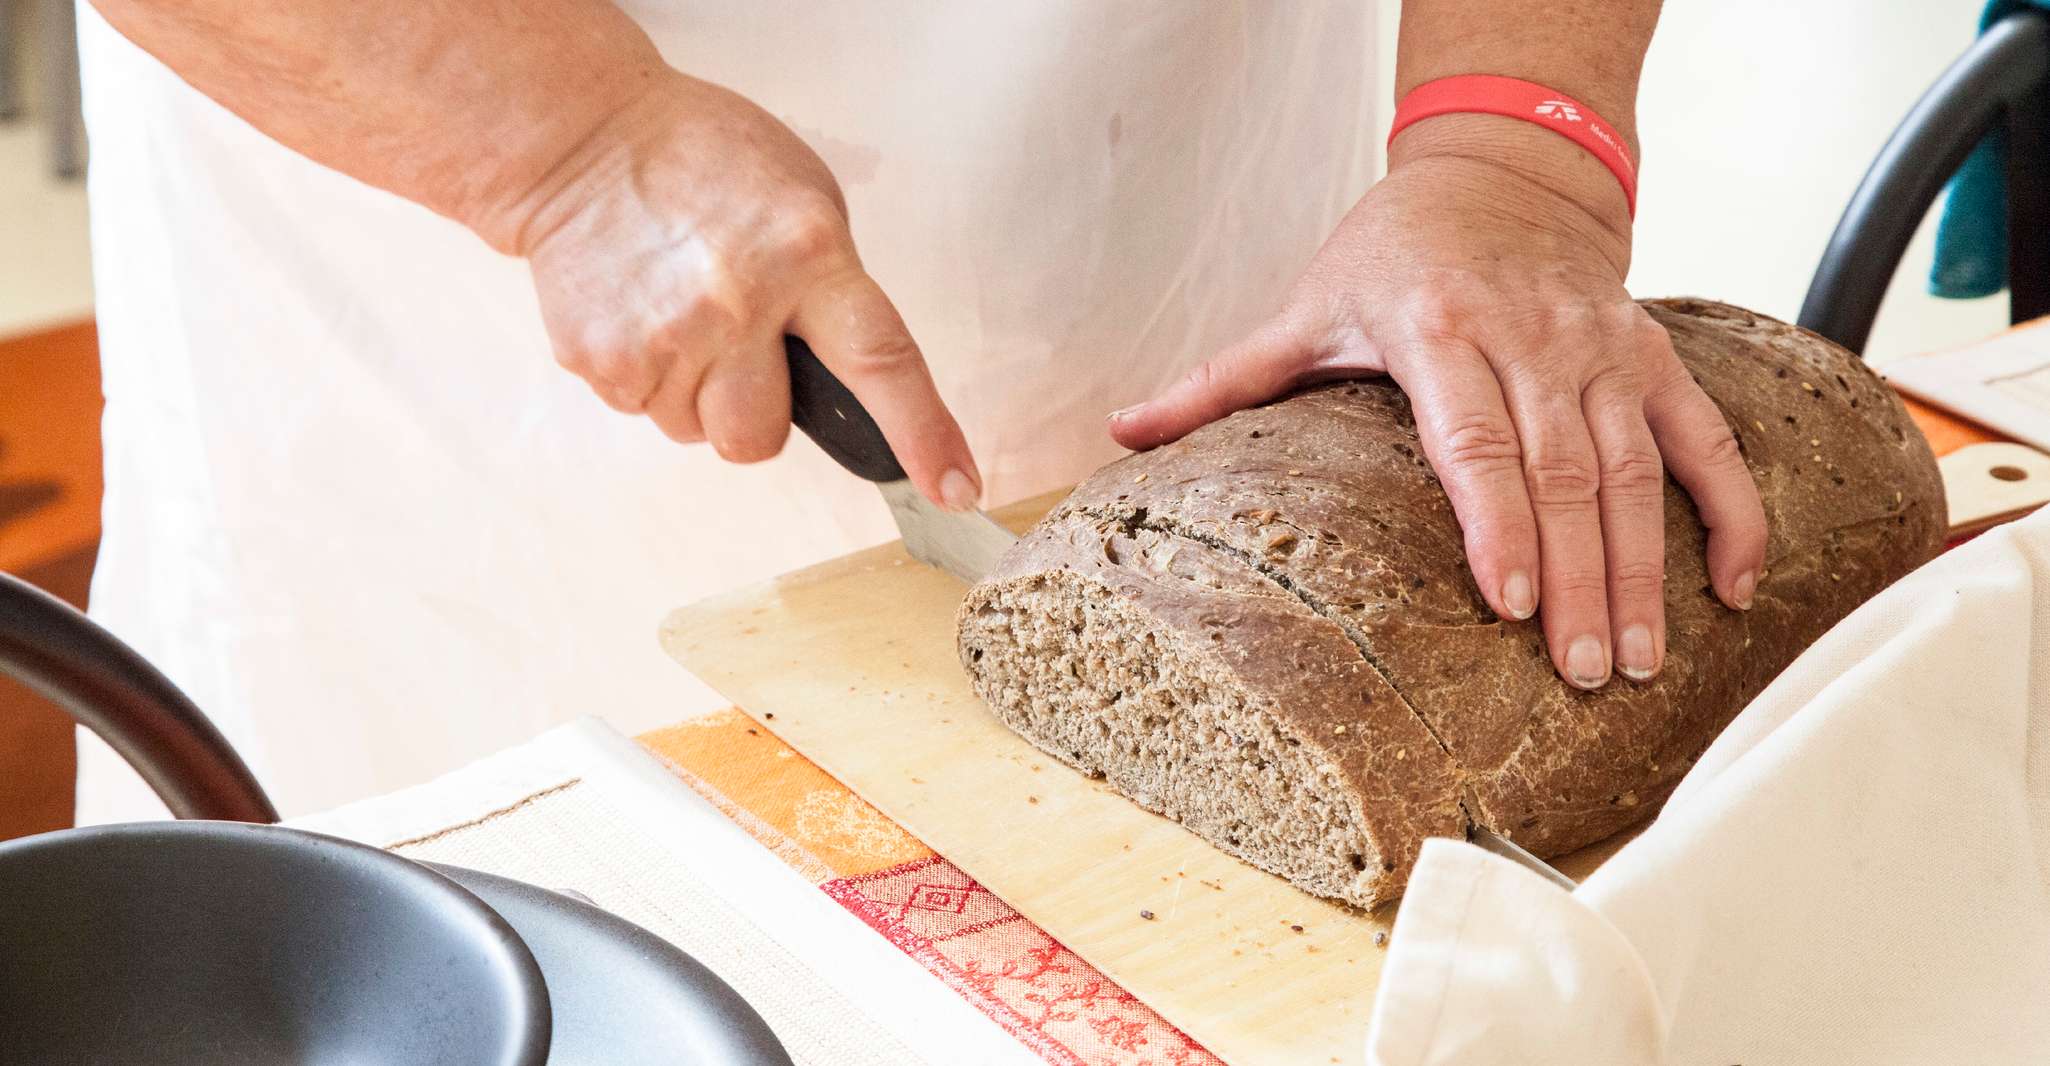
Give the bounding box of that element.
[0,820,551,1065]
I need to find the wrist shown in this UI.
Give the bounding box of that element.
[465,74,676,257]
[451,63,684,257]
[1388,113,1635,265]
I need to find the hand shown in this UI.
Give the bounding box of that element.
[1108,117,1767,689]
[485,72,981,510]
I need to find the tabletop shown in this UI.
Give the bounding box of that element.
[295,392,2028,1066]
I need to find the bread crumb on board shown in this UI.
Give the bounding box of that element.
[1373,931,1389,948]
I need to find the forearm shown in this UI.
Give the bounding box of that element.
[1392,0,1663,249]
[90,0,665,251]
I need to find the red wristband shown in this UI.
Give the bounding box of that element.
[1388,74,1637,217]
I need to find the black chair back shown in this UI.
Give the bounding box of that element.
[1801,11,2050,353]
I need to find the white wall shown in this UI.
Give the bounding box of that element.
[1378,0,2011,365]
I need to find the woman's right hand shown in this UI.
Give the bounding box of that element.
[482,72,982,511]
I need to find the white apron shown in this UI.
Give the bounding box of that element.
[75,1,1379,821]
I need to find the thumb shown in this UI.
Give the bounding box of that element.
[1107,319,1315,450]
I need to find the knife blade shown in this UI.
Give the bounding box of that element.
[785,336,1018,583]
[787,335,1580,892]
[1470,826,1578,891]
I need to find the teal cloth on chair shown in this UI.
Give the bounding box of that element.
[1931,0,2050,299]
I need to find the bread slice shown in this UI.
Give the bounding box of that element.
[958,299,1946,907]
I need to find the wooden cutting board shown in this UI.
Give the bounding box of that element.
[1939,441,2050,536]
[660,492,1635,1066]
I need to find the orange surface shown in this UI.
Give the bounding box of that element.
[1902,395,2001,459]
[0,320,102,573]
[0,318,100,840]
[641,711,933,880]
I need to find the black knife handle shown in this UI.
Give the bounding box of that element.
[785,335,907,484]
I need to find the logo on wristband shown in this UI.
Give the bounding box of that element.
[1533,100,1583,122]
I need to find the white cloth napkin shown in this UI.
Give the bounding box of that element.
[291,719,1044,1066]
[1369,505,2050,1065]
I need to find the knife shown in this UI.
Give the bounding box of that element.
[1470,824,1579,891]
[784,335,1578,891]
[785,336,1018,583]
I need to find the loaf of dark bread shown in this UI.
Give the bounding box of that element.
[957,299,1945,907]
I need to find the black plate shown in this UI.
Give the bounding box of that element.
[0,823,552,1065]
[432,864,794,1066]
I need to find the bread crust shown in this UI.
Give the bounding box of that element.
[959,299,1945,903]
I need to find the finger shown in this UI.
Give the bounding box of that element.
[639,350,708,444]
[1383,339,1540,624]
[1642,344,1768,610]
[695,332,793,462]
[630,303,720,443]
[1583,369,1667,682]
[1499,374,1613,690]
[791,268,981,510]
[588,373,663,417]
[1107,319,1311,451]
[551,325,669,418]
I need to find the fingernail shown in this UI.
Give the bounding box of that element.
[1617,624,1657,681]
[1106,404,1139,422]
[938,468,981,513]
[1732,571,1757,611]
[1501,571,1536,620]
[1566,635,1609,690]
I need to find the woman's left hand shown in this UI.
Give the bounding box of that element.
[1108,118,1767,691]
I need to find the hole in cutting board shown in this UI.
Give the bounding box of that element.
[1990,465,2030,483]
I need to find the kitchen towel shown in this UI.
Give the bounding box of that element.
[1366,503,2050,1063]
